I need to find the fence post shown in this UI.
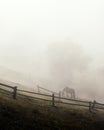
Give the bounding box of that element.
[13,86,17,99]
[92,100,96,110]
[89,101,92,112]
[52,93,55,106]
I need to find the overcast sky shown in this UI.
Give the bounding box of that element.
[0,0,104,101]
[0,0,104,69]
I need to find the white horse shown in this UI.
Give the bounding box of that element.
[61,87,75,99]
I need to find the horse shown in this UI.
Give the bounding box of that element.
[61,86,75,99]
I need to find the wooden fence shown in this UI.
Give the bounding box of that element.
[37,85,59,96]
[0,83,104,112]
[0,83,17,99]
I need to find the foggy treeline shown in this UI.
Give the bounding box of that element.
[46,42,104,102]
[0,41,104,103]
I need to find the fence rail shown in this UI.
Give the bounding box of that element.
[18,89,52,97]
[0,83,104,112]
[37,85,59,95]
[0,83,14,89]
[0,83,17,99]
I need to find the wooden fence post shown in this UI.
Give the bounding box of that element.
[52,93,55,106]
[92,100,96,110]
[89,101,92,112]
[13,86,17,99]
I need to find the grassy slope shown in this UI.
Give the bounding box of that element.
[0,93,104,130]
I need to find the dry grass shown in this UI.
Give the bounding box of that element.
[0,89,104,129]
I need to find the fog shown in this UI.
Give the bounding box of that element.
[0,0,104,102]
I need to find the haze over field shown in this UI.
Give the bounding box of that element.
[0,0,104,102]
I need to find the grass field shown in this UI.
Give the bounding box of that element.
[0,91,104,130]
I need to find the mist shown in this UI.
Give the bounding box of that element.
[0,0,104,102]
[46,42,104,102]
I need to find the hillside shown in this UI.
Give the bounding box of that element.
[0,92,104,130]
[0,66,35,87]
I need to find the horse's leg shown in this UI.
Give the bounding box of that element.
[62,91,64,97]
[66,91,68,98]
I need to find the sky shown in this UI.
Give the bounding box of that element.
[0,0,104,101]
